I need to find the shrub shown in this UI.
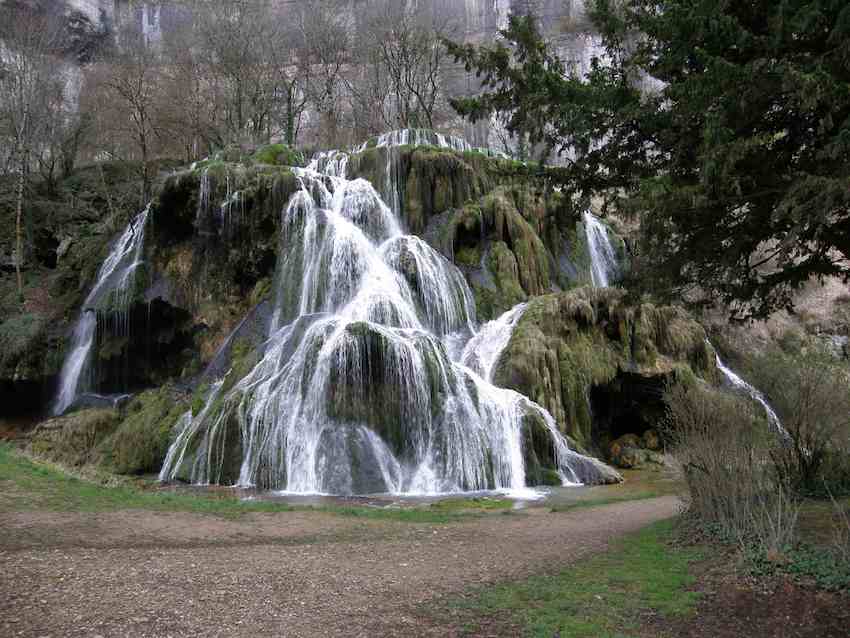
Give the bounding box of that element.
[663,382,799,552]
[749,347,850,497]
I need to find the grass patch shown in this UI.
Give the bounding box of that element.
[548,490,661,513]
[326,505,466,524]
[0,443,473,523]
[0,443,296,517]
[450,520,701,637]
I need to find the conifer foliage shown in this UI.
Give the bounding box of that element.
[447,2,850,318]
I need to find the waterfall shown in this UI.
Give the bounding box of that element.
[715,353,786,435]
[356,128,489,218]
[52,206,150,416]
[461,303,527,382]
[584,211,620,288]
[161,138,609,495]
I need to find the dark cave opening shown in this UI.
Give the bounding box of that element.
[589,371,670,448]
[94,298,199,395]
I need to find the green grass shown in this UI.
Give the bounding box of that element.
[0,444,676,527]
[0,443,466,523]
[430,497,514,512]
[549,490,661,513]
[450,520,701,638]
[327,505,465,524]
[0,443,296,517]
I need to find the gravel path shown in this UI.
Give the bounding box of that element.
[0,496,679,637]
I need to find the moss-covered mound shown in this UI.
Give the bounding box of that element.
[98,387,190,475]
[496,287,717,454]
[28,408,121,467]
[26,386,190,475]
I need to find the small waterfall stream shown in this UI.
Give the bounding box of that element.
[52,206,150,416]
[461,303,528,382]
[160,133,606,495]
[580,212,783,435]
[583,211,620,288]
[715,353,786,435]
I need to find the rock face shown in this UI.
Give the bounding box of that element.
[495,287,718,455]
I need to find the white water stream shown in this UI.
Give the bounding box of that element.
[715,353,786,435]
[52,206,150,415]
[583,211,620,288]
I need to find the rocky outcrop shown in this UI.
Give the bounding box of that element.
[496,287,718,455]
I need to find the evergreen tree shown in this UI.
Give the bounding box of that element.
[447,2,850,319]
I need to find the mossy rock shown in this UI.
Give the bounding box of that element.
[0,313,51,380]
[252,144,304,167]
[521,411,563,487]
[326,322,451,456]
[498,288,715,450]
[28,409,121,467]
[99,387,189,475]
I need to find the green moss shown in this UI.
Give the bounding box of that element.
[29,409,121,467]
[497,289,715,448]
[455,245,481,267]
[252,144,304,167]
[488,241,527,310]
[99,387,189,475]
[250,277,273,306]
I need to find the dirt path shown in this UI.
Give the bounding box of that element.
[0,496,679,637]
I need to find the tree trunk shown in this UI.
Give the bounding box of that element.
[286,89,296,147]
[140,132,150,205]
[15,155,25,303]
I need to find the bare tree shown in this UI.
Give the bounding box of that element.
[0,7,65,301]
[352,2,454,133]
[297,0,352,147]
[90,26,166,204]
[159,21,220,161]
[265,19,311,148]
[34,68,93,194]
[189,0,285,146]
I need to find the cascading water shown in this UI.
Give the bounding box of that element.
[52,206,150,416]
[461,303,528,382]
[356,128,507,218]
[161,137,611,495]
[715,353,786,435]
[583,211,620,288]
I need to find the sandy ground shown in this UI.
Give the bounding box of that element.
[0,496,679,637]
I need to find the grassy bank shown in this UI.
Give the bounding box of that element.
[0,443,467,523]
[446,520,701,637]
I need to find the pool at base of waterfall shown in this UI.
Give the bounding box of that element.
[154,467,673,512]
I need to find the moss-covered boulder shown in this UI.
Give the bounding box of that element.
[608,434,665,469]
[496,287,717,452]
[28,408,120,467]
[98,387,190,475]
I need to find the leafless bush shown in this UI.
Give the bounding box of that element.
[826,486,850,564]
[750,347,850,497]
[663,381,799,552]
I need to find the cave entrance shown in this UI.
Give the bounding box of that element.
[452,214,484,266]
[589,372,670,447]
